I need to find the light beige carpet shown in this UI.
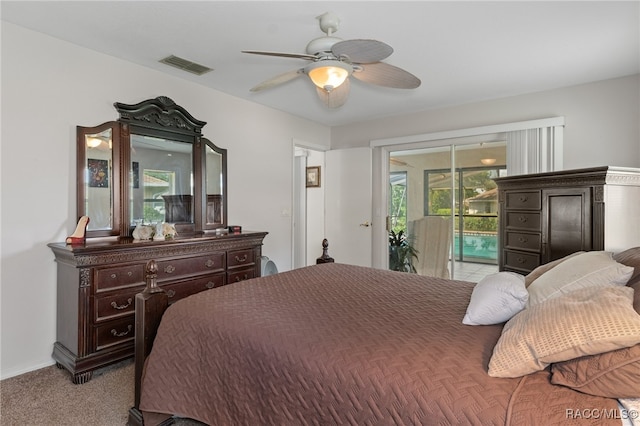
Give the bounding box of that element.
[0,360,204,425]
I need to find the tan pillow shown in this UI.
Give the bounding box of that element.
[614,247,640,287]
[527,251,634,307]
[550,343,640,398]
[488,286,640,378]
[524,251,584,288]
[632,281,640,314]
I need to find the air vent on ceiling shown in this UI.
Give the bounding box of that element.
[159,55,213,76]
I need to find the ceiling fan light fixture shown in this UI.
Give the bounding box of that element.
[306,60,351,92]
[86,137,102,148]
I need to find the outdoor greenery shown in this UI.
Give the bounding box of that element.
[144,203,165,223]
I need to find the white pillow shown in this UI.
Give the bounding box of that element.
[527,251,633,307]
[463,272,528,325]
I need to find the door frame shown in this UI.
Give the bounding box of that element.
[292,139,328,269]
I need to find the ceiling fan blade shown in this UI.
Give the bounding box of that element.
[352,62,421,89]
[316,77,350,109]
[331,39,393,63]
[242,50,317,60]
[250,69,303,92]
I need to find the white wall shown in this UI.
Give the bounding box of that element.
[332,74,640,169]
[0,23,330,379]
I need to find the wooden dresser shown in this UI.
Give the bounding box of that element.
[495,166,640,274]
[48,231,267,383]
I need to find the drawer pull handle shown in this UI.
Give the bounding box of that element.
[519,195,528,202]
[111,273,117,279]
[206,281,215,289]
[167,289,176,298]
[518,236,528,243]
[111,325,132,337]
[517,257,526,264]
[127,271,132,276]
[164,265,175,274]
[235,255,248,263]
[235,274,249,282]
[111,298,133,310]
[518,216,528,223]
[205,259,215,268]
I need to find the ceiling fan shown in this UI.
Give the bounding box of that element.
[242,12,421,108]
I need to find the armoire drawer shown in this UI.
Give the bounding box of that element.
[504,190,541,210]
[161,273,226,303]
[504,211,541,231]
[228,248,255,269]
[503,250,540,272]
[95,317,135,350]
[156,252,226,281]
[95,264,145,291]
[228,267,256,284]
[94,287,143,322]
[504,231,541,252]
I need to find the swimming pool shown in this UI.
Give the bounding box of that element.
[454,233,498,262]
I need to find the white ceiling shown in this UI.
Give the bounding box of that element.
[3,1,639,127]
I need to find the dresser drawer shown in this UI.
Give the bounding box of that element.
[505,190,541,210]
[505,211,541,231]
[94,287,143,322]
[503,250,540,272]
[227,248,255,269]
[161,273,226,303]
[95,317,134,350]
[156,252,226,281]
[95,264,144,291]
[504,231,541,252]
[228,267,256,283]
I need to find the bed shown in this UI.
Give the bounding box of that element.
[128,246,640,426]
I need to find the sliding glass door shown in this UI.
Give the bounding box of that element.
[389,141,506,279]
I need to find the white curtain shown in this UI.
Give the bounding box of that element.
[506,126,564,175]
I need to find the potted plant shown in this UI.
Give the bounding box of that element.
[389,230,419,273]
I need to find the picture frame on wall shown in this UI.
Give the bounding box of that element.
[306,166,321,188]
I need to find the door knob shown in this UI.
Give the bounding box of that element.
[359,221,371,227]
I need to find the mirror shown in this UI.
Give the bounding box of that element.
[204,139,227,229]
[76,96,227,239]
[77,122,121,237]
[130,135,194,227]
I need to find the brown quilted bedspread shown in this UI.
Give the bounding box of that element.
[139,263,620,425]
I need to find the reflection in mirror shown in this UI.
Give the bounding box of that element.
[205,141,226,228]
[84,128,113,231]
[130,134,194,225]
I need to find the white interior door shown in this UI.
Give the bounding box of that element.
[292,153,307,269]
[325,147,372,266]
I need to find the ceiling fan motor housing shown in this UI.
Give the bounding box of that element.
[306,36,343,56]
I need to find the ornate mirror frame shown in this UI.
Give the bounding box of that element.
[76,96,228,239]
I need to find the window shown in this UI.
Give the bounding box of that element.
[389,171,407,233]
[142,169,175,223]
